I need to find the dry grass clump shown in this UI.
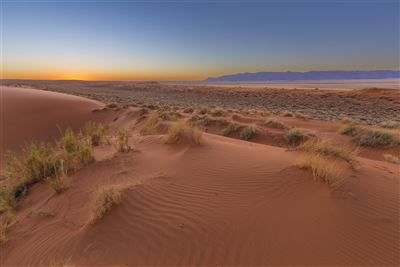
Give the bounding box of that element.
[46,160,69,194]
[183,107,194,113]
[296,154,342,187]
[165,121,202,145]
[0,212,17,244]
[117,129,132,152]
[158,110,181,121]
[282,111,294,117]
[58,129,94,167]
[222,122,241,136]
[284,128,310,146]
[106,103,119,109]
[211,108,225,117]
[294,113,310,120]
[298,139,358,166]
[83,121,106,146]
[198,106,209,115]
[340,124,400,148]
[89,187,122,224]
[140,112,160,135]
[265,119,288,129]
[239,125,257,140]
[384,154,400,164]
[380,120,400,129]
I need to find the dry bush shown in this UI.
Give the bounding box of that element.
[298,139,358,166]
[222,122,241,136]
[0,212,17,244]
[296,154,342,187]
[284,128,310,146]
[239,125,257,140]
[265,119,288,129]
[384,154,400,164]
[83,121,106,146]
[117,129,132,152]
[106,103,119,109]
[140,112,160,135]
[89,187,122,224]
[282,111,294,117]
[165,121,202,145]
[340,125,400,148]
[380,121,400,129]
[198,106,209,115]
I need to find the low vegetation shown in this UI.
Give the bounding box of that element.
[298,139,358,167]
[89,187,122,224]
[282,111,293,117]
[46,160,70,194]
[140,112,160,135]
[284,128,310,146]
[296,154,342,187]
[384,154,400,164]
[339,124,400,148]
[117,129,132,152]
[165,121,202,145]
[0,212,17,244]
[222,122,241,136]
[83,121,106,146]
[239,125,257,140]
[380,120,400,129]
[265,119,288,129]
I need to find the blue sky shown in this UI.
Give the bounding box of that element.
[2,0,399,80]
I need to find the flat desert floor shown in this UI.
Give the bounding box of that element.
[0,84,399,266]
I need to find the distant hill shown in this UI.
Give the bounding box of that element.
[205,70,400,82]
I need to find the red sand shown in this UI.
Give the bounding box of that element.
[0,88,399,266]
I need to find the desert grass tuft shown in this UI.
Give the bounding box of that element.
[298,139,358,167]
[0,212,17,244]
[384,154,400,164]
[165,121,202,145]
[338,123,359,136]
[296,154,342,187]
[83,121,106,146]
[46,160,70,194]
[340,124,400,148]
[222,122,241,136]
[265,119,288,129]
[140,112,160,135]
[89,187,122,224]
[117,129,132,152]
[282,111,294,117]
[380,120,400,129]
[284,128,310,146]
[239,125,257,140]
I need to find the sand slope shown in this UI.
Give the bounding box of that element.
[0,86,118,166]
[1,133,398,266]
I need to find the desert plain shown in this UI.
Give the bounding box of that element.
[0,81,399,266]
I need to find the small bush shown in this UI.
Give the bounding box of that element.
[117,129,131,152]
[106,103,119,109]
[165,122,202,145]
[380,121,400,129]
[338,123,359,136]
[296,154,341,187]
[284,128,310,146]
[298,139,358,166]
[353,128,400,148]
[222,122,241,136]
[83,121,106,146]
[282,111,293,117]
[265,119,288,129]
[384,154,400,164]
[140,113,160,135]
[89,187,122,224]
[239,125,257,140]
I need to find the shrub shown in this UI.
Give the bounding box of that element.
[83,121,106,146]
[222,122,241,136]
[296,154,341,187]
[265,119,288,129]
[380,121,400,129]
[353,128,400,148]
[239,125,257,140]
[117,129,131,152]
[298,139,358,166]
[284,128,310,146]
[89,187,122,224]
[165,122,202,145]
[384,154,400,164]
[282,111,293,117]
[140,112,160,135]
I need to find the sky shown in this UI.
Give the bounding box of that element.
[1,0,399,81]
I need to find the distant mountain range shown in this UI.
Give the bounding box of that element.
[205,70,400,82]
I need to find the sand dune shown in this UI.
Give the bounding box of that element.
[0,89,399,266]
